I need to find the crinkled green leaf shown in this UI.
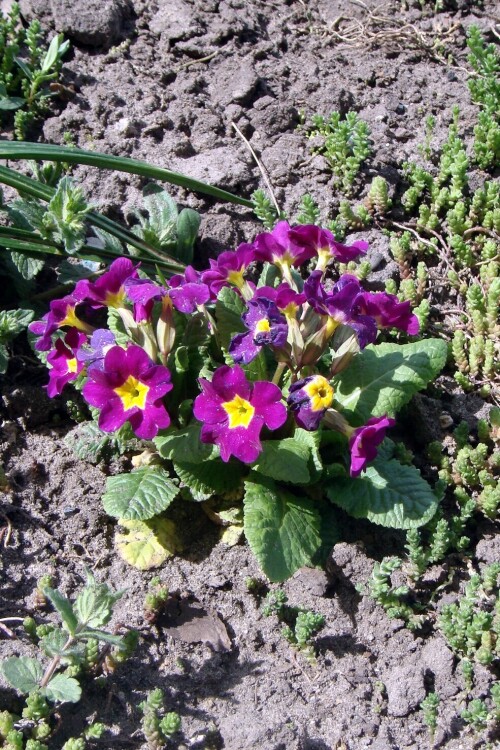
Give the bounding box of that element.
[244,474,322,582]
[0,308,34,341]
[107,307,131,346]
[102,466,179,521]
[253,438,310,484]
[174,458,245,501]
[40,630,85,663]
[10,252,44,280]
[326,458,439,529]
[294,428,323,482]
[1,657,43,694]
[116,517,181,570]
[74,571,124,628]
[44,674,81,703]
[43,587,78,635]
[154,423,216,463]
[333,339,448,422]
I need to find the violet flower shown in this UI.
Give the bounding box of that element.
[358,292,420,336]
[46,329,87,397]
[77,329,116,372]
[201,243,256,300]
[75,257,138,308]
[229,297,288,365]
[254,283,305,319]
[287,374,334,430]
[290,225,368,271]
[169,266,211,312]
[29,295,94,351]
[193,364,287,463]
[304,271,377,349]
[349,415,395,477]
[82,345,172,440]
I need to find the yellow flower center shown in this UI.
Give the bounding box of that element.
[325,316,340,338]
[255,318,271,334]
[67,358,78,373]
[60,306,91,333]
[105,288,126,308]
[222,394,255,429]
[227,269,245,289]
[281,302,298,319]
[114,376,149,411]
[317,247,331,269]
[304,376,334,412]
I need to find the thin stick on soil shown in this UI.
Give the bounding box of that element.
[231,121,281,216]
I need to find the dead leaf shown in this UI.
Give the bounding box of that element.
[163,598,231,652]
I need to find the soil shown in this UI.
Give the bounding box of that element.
[1,0,499,748]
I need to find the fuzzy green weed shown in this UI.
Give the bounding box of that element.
[262,589,325,660]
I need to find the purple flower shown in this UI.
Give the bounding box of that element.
[77,329,116,372]
[46,329,87,397]
[29,295,94,351]
[290,225,368,270]
[287,374,334,430]
[75,257,138,308]
[304,271,377,349]
[253,221,316,269]
[229,297,288,365]
[358,292,420,336]
[201,243,256,299]
[193,364,287,463]
[349,415,395,477]
[254,283,305,319]
[82,345,172,440]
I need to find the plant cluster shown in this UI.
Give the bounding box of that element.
[261,589,325,660]
[0,572,136,750]
[139,689,181,749]
[26,213,446,579]
[466,25,500,170]
[302,111,372,193]
[0,3,69,138]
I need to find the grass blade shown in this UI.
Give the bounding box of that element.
[0,141,253,207]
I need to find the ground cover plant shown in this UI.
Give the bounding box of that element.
[0,0,499,748]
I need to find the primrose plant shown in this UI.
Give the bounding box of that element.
[29,220,447,581]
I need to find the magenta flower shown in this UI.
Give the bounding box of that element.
[229,297,288,365]
[287,374,334,430]
[29,295,94,351]
[358,292,420,336]
[75,257,138,308]
[304,271,377,349]
[193,365,287,463]
[290,225,368,270]
[254,283,305,319]
[253,221,316,269]
[46,329,87,397]
[82,345,172,439]
[349,415,395,477]
[201,243,256,299]
[169,266,211,312]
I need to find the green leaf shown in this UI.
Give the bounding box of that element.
[74,571,124,628]
[40,630,85,662]
[243,474,322,582]
[41,34,64,73]
[326,458,439,529]
[253,438,310,484]
[10,252,44,279]
[154,423,216,463]
[294,428,323,482]
[43,587,78,635]
[0,96,26,110]
[107,307,129,347]
[0,309,34,342]
[14,57,33,80]
[115,517,181,569]
[77,629,125,647]
[176,208,200,264]
[174,458,245,501]
[333,339,448,422]
[215,286,246,351]
[102,466,179,521]
[1,657,43,694]
[44,674,81,703]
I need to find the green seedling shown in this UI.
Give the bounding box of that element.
[139,689,182,749]
[144,578,169,623]
[421,692,439,743]
[262,589,325,660]
[368,557,425,630]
